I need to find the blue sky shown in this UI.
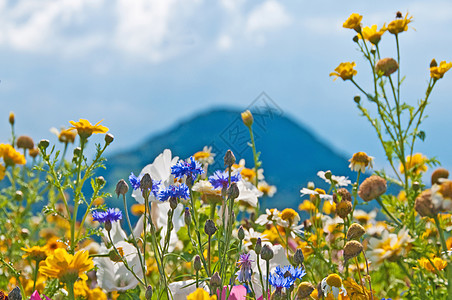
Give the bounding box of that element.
[1,0,452,176]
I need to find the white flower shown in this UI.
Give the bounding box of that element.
[258,180,277,197]
[132,149,179,203]
[193,146,216,165]
[192,180,219,195]
[236,180,263,208]
[242,228,268,249]
[300,187,333,202]
[317,170,351,187]
[321,275,347,299]
[255,208,281,226]
[169,280,209,299]
[94,241,143,292]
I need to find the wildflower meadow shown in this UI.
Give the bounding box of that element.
[1,12,452,300]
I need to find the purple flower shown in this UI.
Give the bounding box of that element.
[268,272,295,290]
[158,184,189,201]
[236,253,253,283]
[92,208,122,223]
[208,170,241,190]
[129,172,141,190]
[128,172,161,197]
[171,156,204,180]
[275,265,306,280]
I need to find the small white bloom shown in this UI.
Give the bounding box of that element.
[300,187,333,202]
[317,170,351,187]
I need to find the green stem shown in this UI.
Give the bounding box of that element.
[67,281,75,300]
[247,126,259,188]
[32,260,39,293]
[70,137,86,253]
[376,197,402,227]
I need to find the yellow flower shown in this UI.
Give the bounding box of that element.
[69,119,109,139]
[0,164,5,181]
[400,153,427,174]
[40,248,94,283]
[187,288,217,300]
[240,167,256,182]
[193,146,215,165]
[51,127,77,144]
[430,60,452,79]
[131,203,146,215]
[241,110,253,127]
[21,245,48,261]
[258,181,277,197]
[330,62,357,81]
[418,257,447,272]
[348,152,374,173]
[323,200,336,214]
[343,277,371,300]
[262,226,283,244]
[387,12,413,34]
[280,208,300,224]
[343,13,362,31]
[0,144,26,166]
[299,200,316,212]
[360,24,386,45]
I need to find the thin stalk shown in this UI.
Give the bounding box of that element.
[70,137,86,253]
[247,126,259,188]
[376,197,402,227]
[362,251,374,300]
[32,260,39,292]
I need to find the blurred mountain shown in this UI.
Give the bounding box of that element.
[100,107,362,210]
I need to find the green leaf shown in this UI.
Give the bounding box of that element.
[416,130,426,141]
[117,286,141,300]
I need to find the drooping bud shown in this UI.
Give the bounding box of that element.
[358,175,387,202]
[343,240,363,262]
[296,282,315,299]
[255,237,262,255]
[17,136,34,150]
[20,228,30,239]
[224,150,236,167]
[260,244,274,261]
[140,173,153,191]
[115,179,129,197]
[241,110,254,127]
[145,286,153,300]
[38,139,49,150]
[375,58,399,76]
[8,112,15,126]
[108,249,122,262]
[169,196,178,210]
[193,255,202,271]
[210,272,221,289]
[204,219,217,236]
[347,223,366,240]
[227,182,240,199]
[238,225,245,241]
[432,168,449,185]
[105,133,114,145]
[352,35,359,43]
[73,147,81,157]
[184,207,191,226]
[294,249,304,266]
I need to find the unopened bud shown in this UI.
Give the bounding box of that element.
[38,139,49,150]
[238,226,245,240]
[210,272,221,288]
[336,200,353,219]
[294,249,304,266]
[352,35,359,43]
[109,249,122,262]
[343,240,363,262]
[105,220,112,232]
[204,219,217,236]
[184,207,191,226]
[307,182,315,190]
[260,244,274,261]
[29,148,40,158]
[9,112,15,125]
[96,176,106,187]
[413,181,420,191]
[115,179,129,197]
[194,255,202,271]
[140,173,153,191]
[20,228,30,239]
[169,196,178,210]
[185,176,194,188]
[324,171,332,180]
[105,133,114,145]
[227,182,240,199]
[353,95,361,104]
[255,238,262,254]
[224,150,236,167]
[15,191,23,201]
[241,110,254,127]
[347,223,366,240]
[430,59,438,68]
[145,286,153,300]
[73,147,81,157]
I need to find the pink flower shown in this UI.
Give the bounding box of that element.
[217,285,247,300]
[30,291,51,300]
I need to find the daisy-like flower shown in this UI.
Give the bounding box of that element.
[342,13,362,31]
[242,228,268,249]
[92,208,122,224]
[255,208,281,226]
[300,188,333,202]
[40,248,94,283]
[348,152,374,173]
[321,274,347,299]
[387,12,413,35]
[400,153,427,175]
[193,146,216,165]
[258,181,277,197]
[128,172,161,197]
[236,253,254,283]
[208,170,241,190]
[0,143,26,166]
[330,62,357,81]
[171,156,204,180]
[50,127,77,144]
[430,60,452,79]
[353,209,377,225]
[278,208,304,236]
[158,184,189,201]
[367,228,413,266]
[359,24,386,45]
[431,180,452,212]
[317,171,351,187]
[68,119,108,139]
[418,257,447,272]
[21,245,47,262]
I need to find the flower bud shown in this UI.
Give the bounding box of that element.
[260,244,274,261]
[38,139,50,150]
[294,248,304,266]
[241,110,254,127]
[140,173,153,191]
[375,58,399,76]
[73,147,81,157]
[358,175,387,202]
[8,287,21,300]
[20,228,30,239]
[17,136,34,150]
[255,237,262,254]
[105,133,114,145]
[415,189,436,217]
[115,179,129,197]
[430,59,438,68]
[204,219,217,236]
[14,191,23,201]
[352,35,359,43]
[432,168,449,185]
[347,223,366,240]
[336,200,352,219]
[324,171,332,180]
[343,240,363,262]
[307,182,315,189]
[193,255,202,271]
[145,286,153,300]
[296,282,315,299]
[9,112,15,126]
[29,148,40,158]
[185,175,194,188]
[224,149,236,167]
[184,207,191,226]
[353,95,361,104]
[210,272,221,288]
[227,182,240,200]
[169,196,178,210]
[108,249,122,262]
[96,176,106,187]
[105,220,112,232]
[238,225,245,241]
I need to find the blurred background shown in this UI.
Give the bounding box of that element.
[1,0,451,207]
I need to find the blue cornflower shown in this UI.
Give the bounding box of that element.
[171,157,204,180]
[275,265,306,280]
[128,172,161,197]
[158,184,189,201]
[236,253,253,283]
[268,273,295,290]
[92,208,122,223]
[208,170,241,190]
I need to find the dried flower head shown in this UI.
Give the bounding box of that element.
[296,282,315,299]
[375,58,399,76]
[347,223,366,240]
[343,240,363,262]
[415,189,436,217]
[16,135,34,150]
[336,200,352,219]
[358,175,387,202]
[431,168,449,185]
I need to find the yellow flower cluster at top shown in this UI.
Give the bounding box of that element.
[0,143,26,166]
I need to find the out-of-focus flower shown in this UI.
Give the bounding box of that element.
[193,146,216,165]
[432,180,452,212]
[343,278,372,300]
[387,12,413,34]
[343,13,362,31]
[30,291,51,300]
[217,286,247,300]
[128,172,161,197]
[349,152,374,173]
[358,175,387,202]
[236,253,253,283]
[92,208,122,224]
[279,208,300,226]
[0,144,26,166]
[50,127,77,144]
[255,209,281,226]
[0,164,5,181]
[21,245,47,261]
[242,228,268,249]
[236,180,262,210]
[258,181,277,197]
[158,184,189,201]
[74,280,107,300]
[300,188,333,202]
[367,228,413,266]
[171,156,204,180]
[400,153,428,174]
[69,119,108,139]
[40,248,94,282]
[353,209,377,225]
[321,274,347,299]
[131,204,146,216]
[299,200,316,212]
[187,288,217,300]
[317,171,351,187]
[430,60,452,79]
[209,170,241,190]
[169,280,208,300]
[330,62,357,81]
[274,265,306,280]
[418,257,447,272]
[360,24,386,44]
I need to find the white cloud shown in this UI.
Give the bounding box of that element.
[245,0,291,35]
